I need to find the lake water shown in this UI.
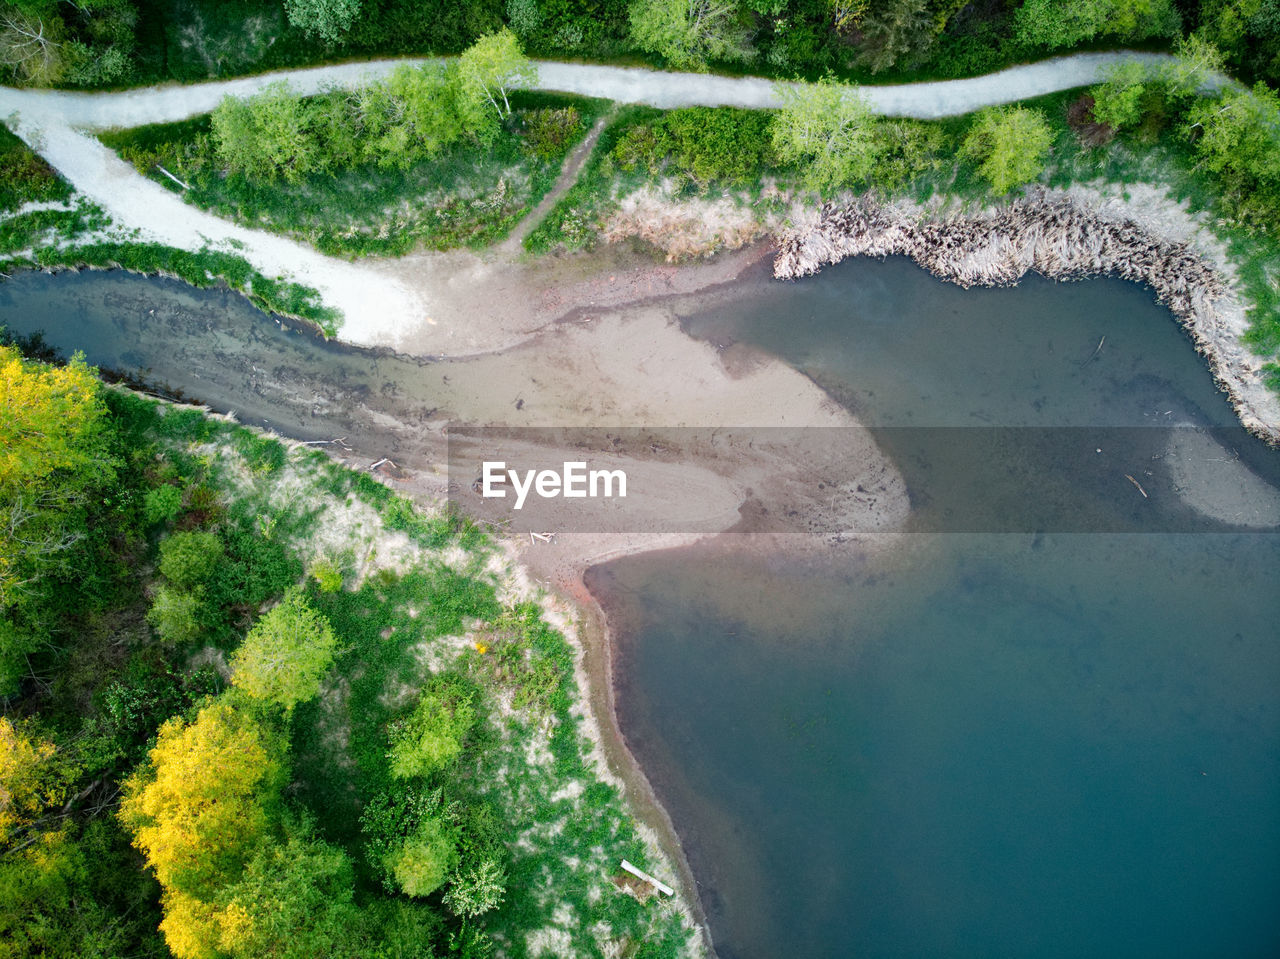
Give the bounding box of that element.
[592,258,1280,958]
[3,262,1278,958]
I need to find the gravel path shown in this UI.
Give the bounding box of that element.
[0,50,1195,345]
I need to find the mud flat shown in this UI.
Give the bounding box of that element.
[773,188,1280,444]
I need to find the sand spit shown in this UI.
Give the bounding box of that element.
[773,192,1280,444]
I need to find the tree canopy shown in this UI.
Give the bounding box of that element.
[458,27,536,120]
[960,105,1053,195]
[770,79,880,193]
[1013,0,1181,48]
[386,676,476,779]
[629,0,754,70]
[284,0,362,43]
[119,701,284,900]
[211,82,317,182]
[230,587,338,711]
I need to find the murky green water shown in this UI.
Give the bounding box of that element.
[3,262,1278,958]
[594,258,1280,958]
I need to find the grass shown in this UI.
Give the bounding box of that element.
[0,201,112,255]
[524,105,665,254]
[0,123,72,212]
[100,91,609,258]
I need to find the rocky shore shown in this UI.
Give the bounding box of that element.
[773,192,1280,444]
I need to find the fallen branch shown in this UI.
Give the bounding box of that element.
[1081,335,1106,367]
[1125,474,1149,498]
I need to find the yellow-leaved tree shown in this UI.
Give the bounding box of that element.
[0,344,116,692]
[119,700,285,959]
[0,717,76,848]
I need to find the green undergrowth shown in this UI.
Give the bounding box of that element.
[0,124,73,212]
[524,105,667,254]
[100,91,607,258]
[0,201,111,255]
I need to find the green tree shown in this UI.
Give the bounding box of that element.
[629,0,754,69]
[1193,0,1280,85]
[1160,33,1227,104]
[458,28,536,120]
[770,78,881,193]
[1089,60,1151,131]
[388,815,458,898]
[1187,81,1280,230]
[961,105,1053,195]
[158,530,224,590]
[360,787,458,898]
[211,82,317,182]
[386,675,476,779]
[444,858,507,918]
[854,0,935,73]
[0,345,115,612]
[284,0,361,43]
[229,588,338,711]
[217,818,359,958]
[1013,0,1181,48]
[146,584,204,645]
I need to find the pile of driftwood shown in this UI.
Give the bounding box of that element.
[774,197,1226,320]
[772,196,1280,445]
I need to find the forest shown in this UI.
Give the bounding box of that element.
[0,338,696,957]
[1,0,1279,90]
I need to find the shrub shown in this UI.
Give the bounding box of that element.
[146,585,203,644]
[388,816,459,898]
[960,105,1053,195]
[386,676,476,779]
[158,531,224,590]
[143,485,184,526]
[520,107,581,159]
[230,588,339,711]
[310,559,343,593]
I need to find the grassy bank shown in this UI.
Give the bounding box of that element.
[100,90,608,259]
[0,343,701,957]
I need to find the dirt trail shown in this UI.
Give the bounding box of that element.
[498,113,611,255]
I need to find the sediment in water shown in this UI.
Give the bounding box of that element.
[773,192,1279,444]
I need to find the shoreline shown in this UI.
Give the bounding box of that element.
[773,185,1280,445]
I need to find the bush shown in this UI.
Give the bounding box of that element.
[142,485,184,526]
[388,816,459,898]
[0,125,71,213]
[612,107,773,186]
[158,530,225,590]
[386,675,476,779]
[961,105,1053,195]
[520,107,582,159]
[146,584,203,644]
[230,588,339,711]
[310,559,343,593]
